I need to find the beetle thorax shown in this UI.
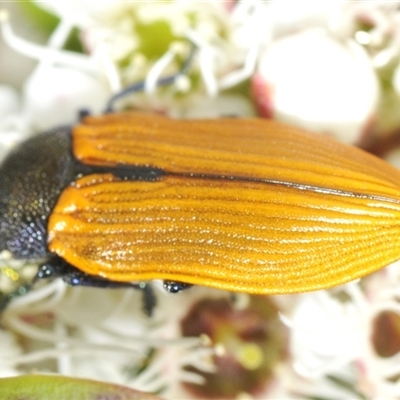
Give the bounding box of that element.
[0,128,76,259]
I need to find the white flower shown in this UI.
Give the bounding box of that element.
[0,10,112,130]
[32,0,253,114]
[0,280,217,396]
[253,28,379,145]
[288,263,400,399]
[0,2,259,121]
[332,2,400,70]
[24,66,110,131]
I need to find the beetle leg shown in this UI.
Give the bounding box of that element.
[35,257,157,316]
[163,280,193,293]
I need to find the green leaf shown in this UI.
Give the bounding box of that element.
[0,375,162,400]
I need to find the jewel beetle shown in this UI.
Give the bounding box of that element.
[2,111,400,309]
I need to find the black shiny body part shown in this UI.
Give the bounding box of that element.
[0,127,77,259]
[163,281,193,293]
[37,257,157,316]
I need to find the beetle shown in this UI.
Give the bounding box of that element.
[2,111,400,311]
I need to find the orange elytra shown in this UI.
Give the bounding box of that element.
[1,112,400,301]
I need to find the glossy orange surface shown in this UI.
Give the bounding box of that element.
[47,113,400,294]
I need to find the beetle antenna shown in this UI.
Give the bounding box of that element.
[105,42,197,113]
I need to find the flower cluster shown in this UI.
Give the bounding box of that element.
[2,1,400,398]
